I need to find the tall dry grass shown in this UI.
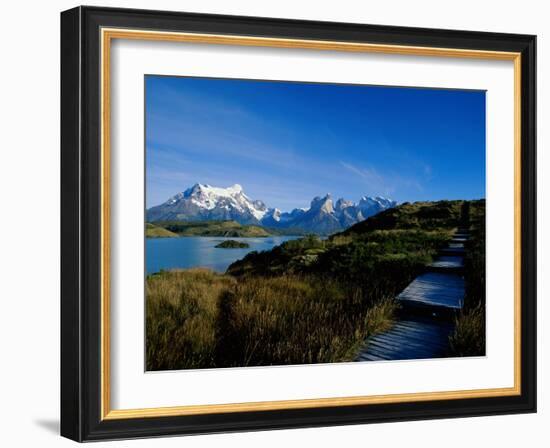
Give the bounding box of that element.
[146,268,235,371]
[216,275,397,367]
[448,304,485,356]
[146,270,397,370]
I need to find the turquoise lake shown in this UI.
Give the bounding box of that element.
[146,236,299,274]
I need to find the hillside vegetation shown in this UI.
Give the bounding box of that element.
[227,200,465,279]
[340,199,465,234]
[145,223,179,238]
[146,199,485,370]
[449,200,486,356]
[150,220,271,237]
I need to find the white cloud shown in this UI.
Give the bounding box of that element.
[339,160,424,197]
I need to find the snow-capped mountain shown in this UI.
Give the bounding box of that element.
[146,183,269,224]
[284,193,396,234]
[146,183,396,234]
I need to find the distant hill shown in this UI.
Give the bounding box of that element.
[146,183,396,234]
[151,220,271,237]
[145,223,178,238]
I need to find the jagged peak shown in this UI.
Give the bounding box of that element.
[335,198,353,210]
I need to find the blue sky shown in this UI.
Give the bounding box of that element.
[145,75,485,210]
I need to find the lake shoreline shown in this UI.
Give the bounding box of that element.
[146,235,301,275]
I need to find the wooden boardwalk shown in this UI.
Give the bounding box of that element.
[355,227,469,362]
[355,318,454,361]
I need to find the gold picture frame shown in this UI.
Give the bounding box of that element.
[61,6,536,441]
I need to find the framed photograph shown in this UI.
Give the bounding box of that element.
[60,6,536,442]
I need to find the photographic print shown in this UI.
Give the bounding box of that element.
[144,75,486,371]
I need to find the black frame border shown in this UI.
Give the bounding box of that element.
[61,6,536,442]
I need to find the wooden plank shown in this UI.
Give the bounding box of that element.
[363,335,443,358]
[400,288,463,298]
[385,323,439,336]
[390,323,450,339]
[414,272,464,286]
[401,284,463,293]
[400,289,463,300]
[360,344,395,359]
[355,317,452,362]
[389,325,451,345]
[399,296,463,309]
[388,329,450,349]
[401,283,464,294]
[398,296,458,307]
[369,335,438,354]
[403,282,464,293]
[448,242,464,249]
[430,255,463,268]
[395,320,453,334]
[356,352,387,362]
[368,345,439,360]
[369,334,424,350]
[358,340,446,361]
[391,325,438,338]
[412,275,464,286]
[397,272,464,309]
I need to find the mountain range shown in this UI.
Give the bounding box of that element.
[146,183,396,234]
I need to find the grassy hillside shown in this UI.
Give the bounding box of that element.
[226,200,468,279]
[145,223,179,238]
[153,220,271,237]
[339,199,465,235]
[146,199,486,370]
[449,200,486,356]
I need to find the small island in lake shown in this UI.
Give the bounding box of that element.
[215,240,250,249]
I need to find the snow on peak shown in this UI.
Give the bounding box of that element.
[166,192,185,204]
[269,208,282,222]
[178,183,268,220]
